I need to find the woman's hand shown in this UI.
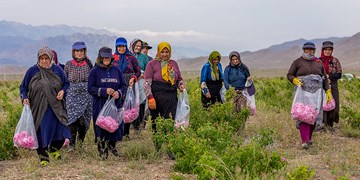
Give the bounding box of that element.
[139,74,144,79]
[247,76,252,81]
[129,78,135,86]
[205,92,211,98]
[179,84,185,92]
[23,99,30,105]
[106,88,115,95]
[57,90,64,100]
[112,91,120,99]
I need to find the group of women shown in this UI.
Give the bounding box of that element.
[20,37,186,164]
[19,38,342,165]
[200,50,252,113]
[288,41,342,149]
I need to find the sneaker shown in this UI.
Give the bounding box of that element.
[110,148,120,157]
[99,148,108,160]
[301,143,310,150]
[48,151,61,160]
[67,146,75,153]
[40,160,49,166]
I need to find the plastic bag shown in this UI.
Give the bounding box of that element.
[322,90,335,111]
[96,97,119,133]
[138,78,146,104]
[13,105,38,149]
[123,82,140,123]
[175,89,190,130]
[291,87,322,124]
[243,91,256,115]
[220,85,226,103]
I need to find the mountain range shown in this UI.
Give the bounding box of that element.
[1,20,359,75]
[178,34,360,72]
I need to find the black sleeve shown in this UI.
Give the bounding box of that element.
[329,73,342,80]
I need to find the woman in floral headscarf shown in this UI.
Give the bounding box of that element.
[129,38,149,133]
[20,47,71,166]
[200,51,224,108]
[143,42,185,133]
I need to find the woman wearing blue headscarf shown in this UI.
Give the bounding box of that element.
[113,37,141,139]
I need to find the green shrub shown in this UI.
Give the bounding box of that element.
[286,166,316,180]
[0,84,22,160]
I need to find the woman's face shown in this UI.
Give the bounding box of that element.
[212,57,220,65]
[134,41,142,54]
[74,49,85,59]
[303,48,315,55]
[102,57,111,66]
[38,54,51,68]
[141,47,148,55]
[117,45,126,54]
[160,48,171,60]
[231,55,240,66]
[323,48,333,56]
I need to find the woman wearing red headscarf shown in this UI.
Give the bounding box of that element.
[320,41,342,132]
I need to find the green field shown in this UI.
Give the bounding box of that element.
[0,76,359,179]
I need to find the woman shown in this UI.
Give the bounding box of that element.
[287,41,331,149]
[130,38,149,133]
[320,41,342,132]
[144,42,185,133]
[64,41,93,152]
[223,51,251,113]
[113,37,141,139]
[88,47,127,159]
[20,47,71,166]
[52,50,65,70]
[200,51,224,108]
[141,41,154,61]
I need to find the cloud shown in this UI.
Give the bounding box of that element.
[103,28,218,40]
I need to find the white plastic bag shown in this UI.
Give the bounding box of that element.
[175,89,190,130]
[123,83,140,123]
[243,91,256,115]
[138,78,146,104]
[291,87,322,125]
[13,105,38,149]
[220,85,226,103]
[96,97,119,133]
[322,90,335,111]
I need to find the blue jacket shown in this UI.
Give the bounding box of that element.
[223,63,250,90]
[200,62,223,83]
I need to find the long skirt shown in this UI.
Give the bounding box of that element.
[201,80,223,108]
[37,105,71,148]
[323,81,340,127]
[150,81,178,132]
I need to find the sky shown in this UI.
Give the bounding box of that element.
[1,0,360,54]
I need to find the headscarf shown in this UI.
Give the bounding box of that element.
[129,38,143,56]
[114,37,132,72]
[320,48,333,74]
[37,47,54,69]
[156,42,175,85]
[229,51,242,66]
[208,51,221,81]
[52,50,59,65]
[229,51,250,77]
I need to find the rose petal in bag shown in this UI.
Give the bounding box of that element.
[13,105,38,149]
